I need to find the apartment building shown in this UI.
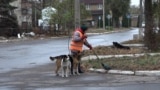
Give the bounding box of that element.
[11,0,33,32]
[10,0,103,30]
[81,0,103,27]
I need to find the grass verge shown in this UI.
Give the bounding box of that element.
[83,54,160,71]
[82,40,160,71]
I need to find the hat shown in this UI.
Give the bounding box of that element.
[80,24,88,31]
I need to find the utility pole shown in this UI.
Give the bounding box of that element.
[75,0,81,29]
[158,0,160,28]
[103,0,105,29]
[139,0,143,39]
[34,1,37,27]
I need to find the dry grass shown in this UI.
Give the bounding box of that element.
[82,40,160,71]
[122,39,144,44]
[84,55,160,71]
[82,45,146,56]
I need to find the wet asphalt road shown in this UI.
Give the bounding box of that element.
[0,28,160,90]
[0,63,160,90]
[0,28,138,73]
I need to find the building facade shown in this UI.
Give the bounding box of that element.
[11,0,33,32]
[81,0,103,27]
[11,0,103,30]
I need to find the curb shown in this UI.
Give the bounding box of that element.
[0,40,9,43]
[82,53,160,61]
[84,53,160,76]
[135,71,160,76]
[89,68,134,75]
[0,28,133,43]
[89,68,160,76]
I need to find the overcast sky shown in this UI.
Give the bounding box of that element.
[131,0,139,6]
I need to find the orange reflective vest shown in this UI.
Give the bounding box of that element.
[70,30,85,52]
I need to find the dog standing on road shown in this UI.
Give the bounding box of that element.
[50,55,71,77]
[69,54,81,75]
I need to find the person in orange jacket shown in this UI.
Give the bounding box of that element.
[69,24,92,74]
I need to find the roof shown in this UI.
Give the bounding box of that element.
[80,0,103,4]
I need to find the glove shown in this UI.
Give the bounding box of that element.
[81,35,87,40]
[88,45,92,50]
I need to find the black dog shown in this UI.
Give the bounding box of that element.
[112,42,130,50]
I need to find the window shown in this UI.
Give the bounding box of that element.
[86,4,90,10]
[21,8,28,15]
[98,4,102,9]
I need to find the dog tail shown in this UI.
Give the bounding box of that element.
[49,56,55,61]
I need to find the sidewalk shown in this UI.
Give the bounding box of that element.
[87,28,132,35]
[0,28,133,43]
